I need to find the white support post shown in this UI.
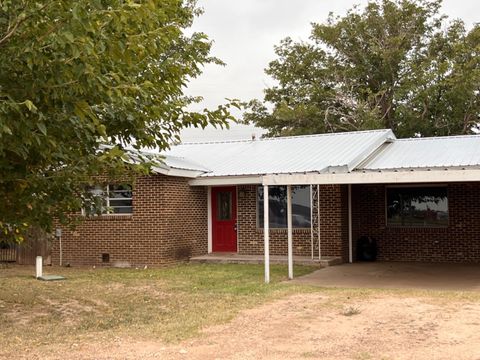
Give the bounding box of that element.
[287,185,293,279]
[348,184,353,263]
[310,185,313,260]
[207,186,212,253]
[317,184,321,260]
[36,256,43,279]
[263,185,270,284]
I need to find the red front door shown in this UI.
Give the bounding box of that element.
[212,186,237,252]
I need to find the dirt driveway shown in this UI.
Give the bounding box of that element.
[38,291,480,360]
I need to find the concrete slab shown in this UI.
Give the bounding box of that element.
[190,253,341,266]
[292,262,480,291]
[37,275,66,281]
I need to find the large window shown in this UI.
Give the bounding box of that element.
[386,186,448,227]
[258,185,311,228]
[87,184,133,215]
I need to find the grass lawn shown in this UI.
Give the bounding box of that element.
[0,263,317,357]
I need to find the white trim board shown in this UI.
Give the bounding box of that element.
[263,169,480,185]
[189,176,263,186]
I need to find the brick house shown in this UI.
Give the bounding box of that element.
[53,129,480,280]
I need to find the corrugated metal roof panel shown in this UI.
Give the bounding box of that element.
[162,155,211,172]
[360,135,480,171]
[166,129,394,177]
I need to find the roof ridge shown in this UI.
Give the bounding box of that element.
[397,134,480,142]
[179,129,391,145]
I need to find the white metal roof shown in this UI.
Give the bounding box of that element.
[165,129,395,177]
[161,155,210,172]
[360,135,480,171]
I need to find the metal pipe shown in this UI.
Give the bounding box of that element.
[318,184,321,260]
[310,184,314,260]
[348,184,353,263]
[287,185,293,279]
[263,185,270,284]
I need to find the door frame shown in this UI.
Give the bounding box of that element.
[208,186,238,253]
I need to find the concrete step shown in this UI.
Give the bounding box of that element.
[190,254,342,267]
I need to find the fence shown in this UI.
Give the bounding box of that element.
[0,243,17,262]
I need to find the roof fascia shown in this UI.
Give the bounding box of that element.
[189,175,263,186]
[263,168,480,185]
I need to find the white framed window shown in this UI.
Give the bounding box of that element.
[86,184,133,215]
[257,185,311,228]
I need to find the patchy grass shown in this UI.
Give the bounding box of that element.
[0,263,316,356]
[2,264,480,359]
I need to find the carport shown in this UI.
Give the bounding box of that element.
[293,262,480,291]
[263,135,480,282]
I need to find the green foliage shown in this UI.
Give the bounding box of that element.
[244,0,480,138]
[0,0,236,241]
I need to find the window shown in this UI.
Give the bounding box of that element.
[87,184,133,215]
[258,185,311,228]
[216,191,232,220]
[386,186,448,227]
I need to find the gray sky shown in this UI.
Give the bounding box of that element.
[180,0,479,142]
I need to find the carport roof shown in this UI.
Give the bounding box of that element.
[359,135,480,171]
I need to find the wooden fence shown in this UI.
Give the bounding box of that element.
[0,229,51,265]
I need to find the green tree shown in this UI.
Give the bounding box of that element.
[244,0,480,138]
[0,0,235,241]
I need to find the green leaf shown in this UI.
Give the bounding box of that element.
[37,122,47,135]
[24,100,37,112]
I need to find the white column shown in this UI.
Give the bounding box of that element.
[310,184,313,259]
[348,184,353,263]
[207,186,212,253]
[287,185,293,279]
[263,185,270,284]
[318,184,321,260]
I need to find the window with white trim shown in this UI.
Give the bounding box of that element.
[257,185,311,228]
[87,184,133,215]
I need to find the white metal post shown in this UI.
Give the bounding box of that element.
[287,185,293,279]
[348,184,353,263]
[263,185,270,284]
[317,184,321,260]
[310,184,313,259]
[207,186,212,253]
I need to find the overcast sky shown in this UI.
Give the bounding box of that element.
[180,0,479,142]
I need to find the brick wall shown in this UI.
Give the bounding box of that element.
[237,184,349,261]
[352,182,480,263]
[51,175,208,267]
[51,179,352,266]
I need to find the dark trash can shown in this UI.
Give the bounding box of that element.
[356,236,377,261]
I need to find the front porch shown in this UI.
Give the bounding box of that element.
[190,253,342,267]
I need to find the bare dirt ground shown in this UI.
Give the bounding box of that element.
[24,292,480,360]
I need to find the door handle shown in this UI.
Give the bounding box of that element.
[234,223,237,231]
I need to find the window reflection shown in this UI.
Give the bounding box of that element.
[258,186,311,228]
[387,187,448,227]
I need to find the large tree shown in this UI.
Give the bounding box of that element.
[0,0,234,241]
[244,0,480,138]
